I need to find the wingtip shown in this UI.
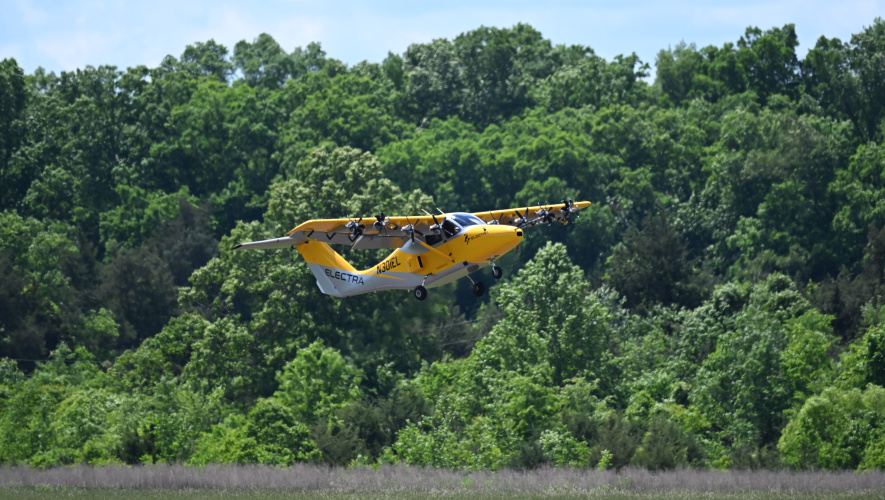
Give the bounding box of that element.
[232,244,243,250]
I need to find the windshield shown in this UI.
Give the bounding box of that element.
[450,213,486,228]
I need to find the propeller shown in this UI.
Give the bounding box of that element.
[403,216,424,242]
[345,216,365,243]
[422,209,443,235]
[512,206,530,228]
[407,214,454,262]
[535,203,556,225]
[558,199,579,222]
[373,212,391,233]
[487,210,503,225]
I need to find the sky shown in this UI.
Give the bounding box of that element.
[2,0,883,79]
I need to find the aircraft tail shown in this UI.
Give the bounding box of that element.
[295,239,364,297]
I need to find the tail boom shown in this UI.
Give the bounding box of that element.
[296,239,418,297]
[295,239,483,297]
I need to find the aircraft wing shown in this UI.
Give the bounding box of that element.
[232,233,311,250]
[276,215,444,250]
[472,201,591,227]
[233,201,591,251]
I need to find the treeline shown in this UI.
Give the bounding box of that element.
[2,20,885,470]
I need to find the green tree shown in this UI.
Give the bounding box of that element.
[0,212,102,363]
[278,71,408,161]
[802,18,885,142]
[273,340,363,423]
[690,275,836,452]
[701,108,851,281]
[470,242,612,387]
[0,344,105,464]
[108,313,208,392]
[607,212,709,310]
[148,78,282,230]
[98,186,196,250]
[402,24,584,127]
[655,42,705,105]
[830,143,885,263]
[0,58,27,208]
[233,33,296,89]
[179,40,234,83]
[737,25,800,102]
[190,399,321,465]
[388,243,615,468]
[245,398,322,464]
[778,384,885,470]
[98,243,178,348]
[844,18,885,142]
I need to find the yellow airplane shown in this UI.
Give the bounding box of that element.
[234,200,591,300]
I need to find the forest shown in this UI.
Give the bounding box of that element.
[2,19,885,472]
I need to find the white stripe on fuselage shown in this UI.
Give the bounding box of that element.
[307,261,488,297]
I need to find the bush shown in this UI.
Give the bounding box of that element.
[778,384,885,470]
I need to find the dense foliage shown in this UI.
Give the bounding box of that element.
[2,20,885,470]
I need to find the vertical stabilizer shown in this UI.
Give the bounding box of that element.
[295,240,364,297]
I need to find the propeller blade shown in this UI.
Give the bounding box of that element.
[422,208,439,224]
[487,210,499,225]
[558,198,579,222]
[404,216,419,242]
[404,216,413,242]
[537,203,555,225]
[373,212,392,233]
[513,206,530,228]
[423,209,442,234]
[345,216,365,242]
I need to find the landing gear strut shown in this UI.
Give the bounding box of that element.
[491,264,503,280]
[465,274,485,297]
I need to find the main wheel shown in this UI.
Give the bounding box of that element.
[472,281,485,297]
[414,285,427,301]
[492,265,503,280]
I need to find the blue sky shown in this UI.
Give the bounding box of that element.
[3,1,883,78]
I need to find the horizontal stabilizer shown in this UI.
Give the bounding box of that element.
[232,233,307,250]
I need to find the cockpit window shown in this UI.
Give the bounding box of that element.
[450,213,486,228]
[442,219,461,238]
[424,214,485,245]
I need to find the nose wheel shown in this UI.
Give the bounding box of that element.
[414,285,427,301]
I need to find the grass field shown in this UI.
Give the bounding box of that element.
[1,465,883,499]
[3,488,885,500]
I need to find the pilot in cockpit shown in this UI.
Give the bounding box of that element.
[426,213,485,245]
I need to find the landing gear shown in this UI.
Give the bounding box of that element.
[414,285,427,301]
[465,274,485,297]
[491,265,503,280]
